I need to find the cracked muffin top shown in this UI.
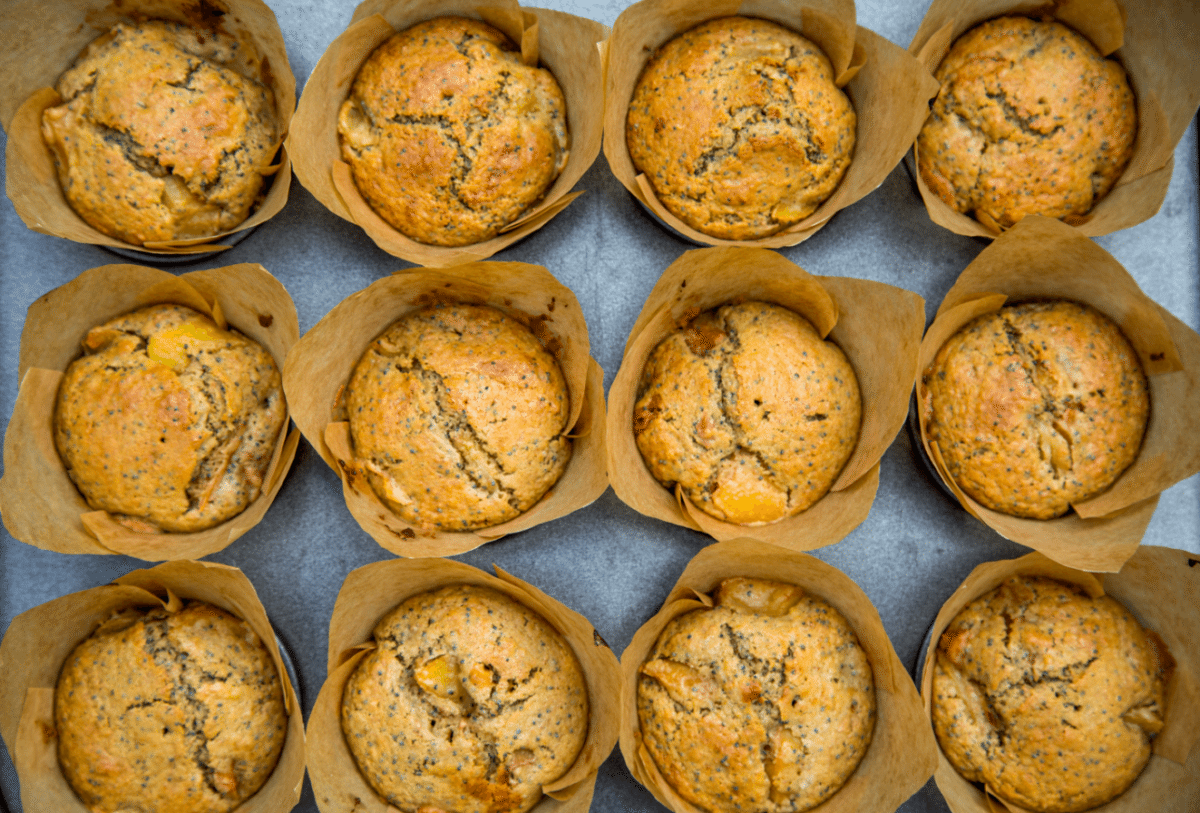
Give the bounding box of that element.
[337,16,569,247]
[625,16,855,240]
[54,303,287,533]
[341,584,589,813]
[633,301,860,526]
[932,576,1171,813]
[916,16,1137,233]
[344,303,571,532]
[638,577,875,813]
[55,601,287,813]
[41,20,280,246]
[921,300,1148,519]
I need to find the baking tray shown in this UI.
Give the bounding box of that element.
[1,1,1196,812]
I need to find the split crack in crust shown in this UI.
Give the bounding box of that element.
[932,576,1170,813]
[54,602,287,813]
[633,301,860,526]
[345,304,571,532]
[53,304,287,533]
[637,577,876,813]
[337,16,570,247]
[40,20,280,245]
[341,585,588,813]
[625,16,855,240]
[916,16,1136,232]
[922,300,1148,519]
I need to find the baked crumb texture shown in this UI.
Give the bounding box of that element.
[923,300,1148,520]
[345,303,571,532]
[341,584,589,813]
[40,20,279,246]
[917,16,1136,233]
[338,16,569,247]
[633,301,860,526]
[54,303,287,533]
[55,602,287,813]
[933,576,1168,813]
[625,16,855,241]
[638,577,875,813]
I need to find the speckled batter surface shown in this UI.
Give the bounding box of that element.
[54,304,287,533]
[626,16,855,240]
[345,303,571,532]
[41,20,279,245]
[341,584,589,813]
[633,301,860,525]
[922,300,1148,519]
[917,16,1136,233]
[638,577,875,813]
[932,576,1170,813]
[55,601,287,813]
[338,16,569,247]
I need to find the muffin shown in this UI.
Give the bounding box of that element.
[337,16,569,247]
[625,16,855,240]
[54,303,287,533]
[341,584,589,813]
[40,20,280,246]
[922,300,1149,519]
[344,303,571,532]
[633,301,860,525]
[55,601,287,813]
[916,16,1137,233]
[638,576,875,813]
[932,575,1171,813]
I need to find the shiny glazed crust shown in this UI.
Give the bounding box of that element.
[41,21,279,245]
[916,16,1136,232]
[54,304,287,533]
[637,577,875,813]
[55,602,287,813]
[633,301,860,525]
[625,16,855,240]
[345,304,571,532]
[341,584,589,813]
[338,16,569,247]
[932,576,1169,813]
[922,300,1148,519]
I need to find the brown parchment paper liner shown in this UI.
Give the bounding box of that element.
[0,0,296,254]
[607,246,924,551]
[602,0,940,248]
[919,547,1200,813]
[908,0,1200,239]
[287,0,607,266]
[0,560,306,813]
[282,261,607,558]
[0,263,301,559]
[307,557,621,813]
[618,539,938,813]
[914,216,1200,572]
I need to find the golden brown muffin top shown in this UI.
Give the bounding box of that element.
[342,584,589,813]
[345,303,571,532]
[932,576,1170,813]
[338,16,569,247]
[917,16,1137,233]
[625,16,855,240]
[633,301,860,525]
[638,577,875,813]
[922,300,1148,519]
[40,20,279,245]
[55,601,287,813]
[54,303,287,533]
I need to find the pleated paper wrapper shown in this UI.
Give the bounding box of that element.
[0,263,301,560]
[0,560,307,813]
[306,557,622,813]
